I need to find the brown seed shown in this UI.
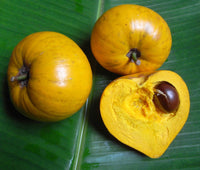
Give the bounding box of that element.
[154,81,180,113]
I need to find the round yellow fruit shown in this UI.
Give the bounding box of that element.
[91,4,172,75]
[7,31,93,122]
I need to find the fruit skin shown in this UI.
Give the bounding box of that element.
[7,31,93,122]
[100,70,190,158]
[91,4,172,75]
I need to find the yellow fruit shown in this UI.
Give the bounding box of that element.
[91,4,172,75]
[7,31,93,122]
[100,70,190,158]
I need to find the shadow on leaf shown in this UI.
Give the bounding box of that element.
[81,40,147,158]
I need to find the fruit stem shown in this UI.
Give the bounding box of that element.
[11,74,28,82]
[132,52,141,65]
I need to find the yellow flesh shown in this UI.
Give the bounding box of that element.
[100,71,190,158]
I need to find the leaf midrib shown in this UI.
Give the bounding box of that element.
[71,1,104,170]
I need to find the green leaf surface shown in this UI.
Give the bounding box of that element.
[0,0,199,170]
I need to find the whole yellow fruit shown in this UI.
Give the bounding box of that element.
[91,4,172,75]
[7,31,93,122]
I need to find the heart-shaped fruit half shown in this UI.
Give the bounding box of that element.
[100,70,190,158]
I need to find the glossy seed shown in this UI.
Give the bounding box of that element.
[154,81,180,113]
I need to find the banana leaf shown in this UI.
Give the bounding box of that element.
[0,0,199,169]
